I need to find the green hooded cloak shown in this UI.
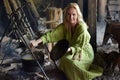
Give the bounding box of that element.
[41,22,103,80]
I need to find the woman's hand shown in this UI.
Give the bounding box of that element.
[30,40,38,47]
[30,38,42,47]
[67,47,71,52]
[72,53,81,61]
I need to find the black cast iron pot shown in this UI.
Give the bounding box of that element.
[22,51,44,72]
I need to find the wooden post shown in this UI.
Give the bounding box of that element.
[27,0,40,19]
[3,0,12,15]
[77,0,83,14]
[88,0,97,52]
[9,0,18,10]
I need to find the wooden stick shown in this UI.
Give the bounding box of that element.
[35,72,44,79]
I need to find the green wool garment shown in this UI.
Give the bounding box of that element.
[41,22,103,80]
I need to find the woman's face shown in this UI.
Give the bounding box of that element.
[66,7,78,26]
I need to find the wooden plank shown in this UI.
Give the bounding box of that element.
[27,0,40,19]
[3,0,12,15]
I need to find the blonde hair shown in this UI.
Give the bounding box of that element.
[63,3,84,24]
[63,3,86,31]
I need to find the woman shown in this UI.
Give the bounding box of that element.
[31,3,103,80]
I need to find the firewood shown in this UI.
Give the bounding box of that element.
[35,72,44,79]
[0,58,21,65]
[1,63,17,72]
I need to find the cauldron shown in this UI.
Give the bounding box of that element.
[22,51,44,72]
